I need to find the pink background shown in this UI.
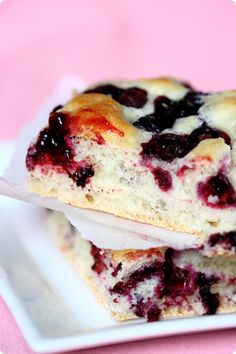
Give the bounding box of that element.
[1,0,236,353]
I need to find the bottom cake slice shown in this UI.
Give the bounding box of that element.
[47,211,236,322]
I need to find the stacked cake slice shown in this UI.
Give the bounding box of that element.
[26,77,236,321]
[47,210,236,322]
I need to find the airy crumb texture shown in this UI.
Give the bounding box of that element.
[47,211,236,322]
[26,77,236,243]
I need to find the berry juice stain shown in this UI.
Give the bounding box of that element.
[26,111,94,187]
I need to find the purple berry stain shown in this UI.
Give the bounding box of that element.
[152,166,172,191]
[111,262,122,277]
[26,111,94,187]
[208,231,236,250]
[163,248,195,296]
[197,273,219,315]
[91,244,107,274]
[91,246,221,321]
[198,173,236,208]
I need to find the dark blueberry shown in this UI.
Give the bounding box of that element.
[176,91,207,118]
[26,111,95,188]
[91,244,107,274]
[197,273,219,315]
[163,248,194,296]
[140,125,231,163]
[133,96,177,133]
[208,231,236,250]
[152,167,172,191]
[153,96,177,130]
[216,130,232,146]
[70,163,94,187]
[110,261,162,296]
[196,272,215,287]
[48,111,68,130]
[85,84,147,108]
[224,232,236,247]
[116,87,147,108]
[146,305,161,322]
[164,266,191,295]
[133,298,145,317]
[198,173,236,208]
[132,298,161,322]
[181,81,195,90]
[111,279,136,296]
[50,104,64,113]
[111,262,122,277]
[154,96,175,116]
[141,133,189,162]
[26,112,72,170]
[199,286,219,315]
[190,125,231,146]
[85,84,123,100]
[131,261,162,281]
[110,281,125,295]
[133,91,208,133]
[133,113,161,132]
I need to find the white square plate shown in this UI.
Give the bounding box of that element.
[0,142,236,353]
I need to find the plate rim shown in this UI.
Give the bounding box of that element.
[2,277,236,353]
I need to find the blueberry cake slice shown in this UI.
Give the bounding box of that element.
[26,77,236,241]
[48,211,236,322]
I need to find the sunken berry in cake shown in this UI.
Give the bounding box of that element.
[48,211,236,322]
[26,77,236,246]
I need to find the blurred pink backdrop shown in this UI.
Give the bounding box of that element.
[1,0,236,140]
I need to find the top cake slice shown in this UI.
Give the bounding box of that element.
[26,77,236,241]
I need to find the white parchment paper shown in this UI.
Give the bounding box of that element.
[0,76,198,250]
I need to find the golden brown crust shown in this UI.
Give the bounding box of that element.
[112,248,165,263]
[201,90,236,139]
[204,90,236,112]
[27,77,236,249]
[138,77,189,98]
[62,93,143,148]
[185,138,229,162]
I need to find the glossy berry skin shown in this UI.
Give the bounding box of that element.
[197,273,219,315]
[208,231,236,250]
[50,104,64,113]
[162,248,195,296]
[141,133,189,162]
[26,111,94,187]
[198,173,236,208]
[85,84,148,108]
[141,125,231,163]
[26,111,72,170]
[134,92,207,132]
[91,244,107,274]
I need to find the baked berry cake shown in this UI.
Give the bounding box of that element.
[26,77,236,248]
[48,211,236,322]
[26,77,236,322]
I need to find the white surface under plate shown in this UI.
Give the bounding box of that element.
[0,142,236,353]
